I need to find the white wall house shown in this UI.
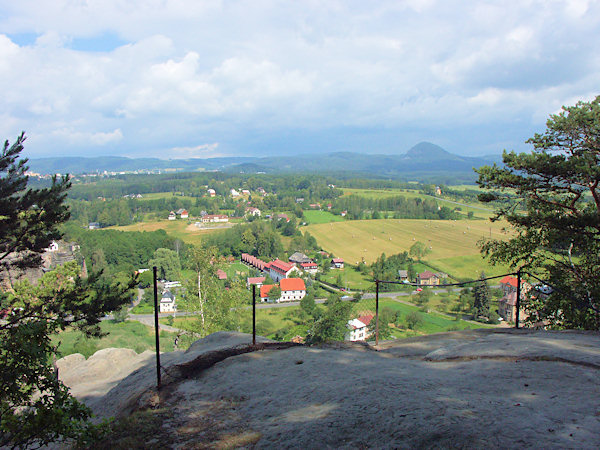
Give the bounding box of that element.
[160,291,176,313]
[279,278,306,302]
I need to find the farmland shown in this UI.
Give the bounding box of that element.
[302,210,344,224]
[109,219,231,246]
[305,218,511,280]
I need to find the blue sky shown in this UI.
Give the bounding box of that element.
[1,0,599,159]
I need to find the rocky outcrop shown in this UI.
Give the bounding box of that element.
[59,329,600,448]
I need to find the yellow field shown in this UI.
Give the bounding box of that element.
[109,219,230,246]
[305,218,512,279]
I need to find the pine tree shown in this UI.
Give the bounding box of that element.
[472,272,490,320]
[0,134,135,447]
[477,96,600,329]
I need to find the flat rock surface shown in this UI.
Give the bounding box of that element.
[59,329,600,448]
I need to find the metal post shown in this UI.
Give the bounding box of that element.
[252,284,256,346]
[515,269,521,329]
[153,266,161,389]
[375,280,380,346]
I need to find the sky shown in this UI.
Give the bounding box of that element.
[1,0,599,160]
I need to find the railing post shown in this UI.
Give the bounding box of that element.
[252,284,256,346]
[515,269,521,329]
[153,266,161,389]
[375,280,380,346]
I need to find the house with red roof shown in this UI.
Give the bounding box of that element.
[269,259,299,282]
[240,253,267,271]
[345,314,374,341]
[498,291,529,324]
[331,258,344,269]
[247,276,266,289]
[417,270,439,286]
[300,261,318,275]
[260,284,276,302]
[280,278,306,302]
[499,276,531,295]
[216,269,227,280]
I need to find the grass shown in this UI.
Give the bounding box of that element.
[305,218,511,280]
[52,320,175,358]
[350,298,493,339]
[166,294,494,343]
[109,219,227,246]
[320,267,374,290]
[137,191,196,202]
[302,210,344,224]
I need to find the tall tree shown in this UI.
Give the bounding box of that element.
[180,247,246,337]
[0,134,134,447]
[149,248,181,281]
[476,96,600,329]
[472,272,490,320]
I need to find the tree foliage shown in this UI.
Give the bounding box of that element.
[476,96,600,329]
[472,272,490,320]
[0,134,135,448]
[180,247,246,337]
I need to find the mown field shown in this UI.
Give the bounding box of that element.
[109,219,231,246]
[305,218,511,280]
[137,191,197,202]
[302,210,344,224]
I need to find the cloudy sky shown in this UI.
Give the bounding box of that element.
[1,0,599,159]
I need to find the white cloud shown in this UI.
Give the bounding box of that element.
[0,1,598,157]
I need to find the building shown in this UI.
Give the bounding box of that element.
[241,253,268,271]
[160,291,176,313]
[269,259,299,282]
[331,258,344,269]
[47,241,59,252]
[276,213,290,222]
[230,189,240,197]
[201,214,229,223]
[498,291,530,324]
[289,252,311,264]
[216,269,227,280]
[280,278,306,302]
[247,276,266,289]
[260,284,276,302]
[245,207,261,217]
[176,208,188,219]
[300,261,318,275]
[417,271,439,286]
[398,270,409,282]
[499,276,531,296]
[346,314,374,341]
[168,211,176,220]
[88,222,101,229]
[207,188,216,197]
[241,189,250,195]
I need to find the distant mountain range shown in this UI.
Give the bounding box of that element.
[28,142,502,179]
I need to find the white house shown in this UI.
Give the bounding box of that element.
[300,262,318,275]
[176,208,188,219]
[168,211,176,221]
[331,258,344,269]
[260,278,306,303]
[47,241,59,252]
[245,207,261,217]
[345,315,373,341]
[279,278,306,302]
[230,189,240,197]
[207,188,216,197]
[160,291,176,313]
